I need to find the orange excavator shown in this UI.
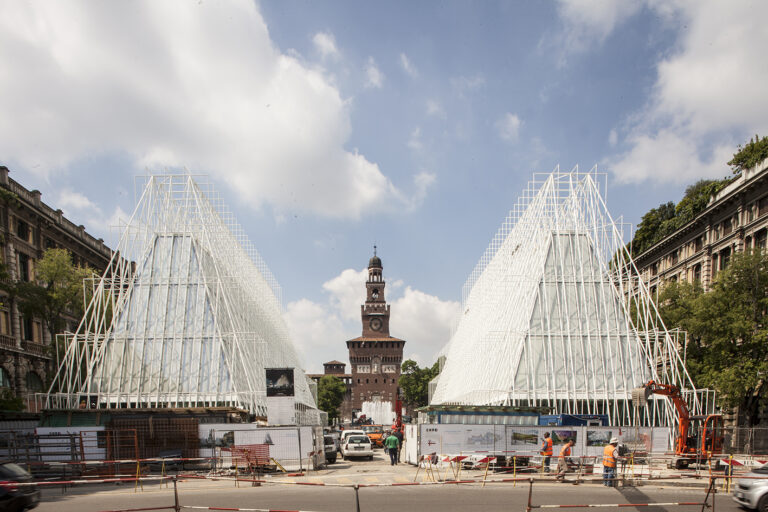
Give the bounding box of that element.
[632,380,723,469]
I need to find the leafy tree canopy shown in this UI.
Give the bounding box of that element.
[656,250,768,426]
[728,135,768,174]
[317,375,346,422]
[630,178,731,257]
[399,359,439,408]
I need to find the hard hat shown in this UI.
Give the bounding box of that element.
[609,437,619,444]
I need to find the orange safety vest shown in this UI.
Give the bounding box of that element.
[603,445,616,468]
[559,445,571,458]
[541,438,553,456]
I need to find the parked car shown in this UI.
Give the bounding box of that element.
[733,462,768,511]
[0,462,40,512]
[340,435,374,461]
[323,435,339,464]
[340,429,366,446]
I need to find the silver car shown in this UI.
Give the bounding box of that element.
[733,463,768,511]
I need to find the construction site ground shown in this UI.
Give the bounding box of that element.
[33,448,743,512]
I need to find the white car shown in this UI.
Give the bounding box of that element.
[733,463,768,511]
[340,429,366,445]
[341,434,374,460]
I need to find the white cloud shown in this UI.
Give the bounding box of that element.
[390,287,460,366]
[399,53,418,78]
[407,127,423,151]
[601,1,768,183]
[608,129,618,147]
[426,99,446,119]
[0,1,429,219]
[284,267,459,373]
[312,31,339,60]
[451,74,485,94]
[53,188,129,244]
[496,113,522,143]
[364,56,384,88]
[553,0,641,60]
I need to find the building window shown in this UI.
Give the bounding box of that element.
[391,378,395,384]
[374,378,378,383]
[759,196,768,217]
[25,372,43,392]
[757,229,767,250]
[0,310,9,336]
[382,364,397,373]
[694,236,703,252]
[16,219,29,242]
[670,250,678,265]
[17,253,35,282]
[692,264,701,283]
[0,367,10,388]
[720,247,731,270]
[650,263,657,276]
[357,365,370,373]
[723,218,733,236]
[21,316,41,343]
[366,379,369,384]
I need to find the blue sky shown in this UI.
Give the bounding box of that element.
[1,1,766,372]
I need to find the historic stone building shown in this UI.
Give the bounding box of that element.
[346,250,405,415]
[634,158,768,295]
[307,251,406,424]
[307,360,354,421]
[0,166,113,409]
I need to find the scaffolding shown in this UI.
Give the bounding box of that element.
[431,167,708,429]
[47,175,318,420]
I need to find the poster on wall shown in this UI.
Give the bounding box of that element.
[550,429,578,444]
[586,430,612,446]
[266,368,294,397]
[464,427,500,452]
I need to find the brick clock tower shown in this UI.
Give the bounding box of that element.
[346,248,405,416]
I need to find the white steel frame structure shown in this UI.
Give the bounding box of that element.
[47,175,318,421]
[431,168,708,428]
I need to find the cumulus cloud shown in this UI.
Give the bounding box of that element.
[407,127,423,151]
[284,267,459,373]
[426,99,446,119]
[553,0,641,61]
[0,1,430,219]
[496,113,522,143]
[399,53,418,77]
[555,1,768,183]
[451,74,485,94]
[364,56,384,88]
[312,31,339,59]
[54,188,128,243]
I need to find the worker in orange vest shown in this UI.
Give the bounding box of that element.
[603,437,620,487]
[556,438,576,481]
[540,432,553,472]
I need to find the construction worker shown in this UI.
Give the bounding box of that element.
[540,432,553,472]
[556,438,576,482]
[603,437,620,487]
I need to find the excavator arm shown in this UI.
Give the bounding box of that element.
[632,380,691,455]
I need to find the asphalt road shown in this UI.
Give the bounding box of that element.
[35,482,739,512]
[33,449,739,512]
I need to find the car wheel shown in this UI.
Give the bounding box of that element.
[368,455,373,461]
[757,494,768,512]
[328,457,336,464]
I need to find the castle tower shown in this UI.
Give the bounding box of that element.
[346,248,405,417]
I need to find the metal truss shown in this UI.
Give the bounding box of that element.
[432,167,709,428]
[47,175,318,421]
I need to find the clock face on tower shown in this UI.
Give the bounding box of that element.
[369,317,382,331]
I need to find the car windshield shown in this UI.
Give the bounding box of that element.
[362,426,381,433]
[348,436,370,444]
[754,463,768,474]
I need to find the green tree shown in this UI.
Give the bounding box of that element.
[0,388,24,411]
[317,375,346,422]
[399,359,439,408]
[16,249,94,367]
[728,135,768,174]
[657,250,768,426]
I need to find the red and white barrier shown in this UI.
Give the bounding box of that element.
[531,502,706,509]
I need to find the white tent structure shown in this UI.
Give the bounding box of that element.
[47,175,318,423]
[431,169,708,427]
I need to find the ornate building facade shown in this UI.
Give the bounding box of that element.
[0,166,113,409]
[633,158,768,295]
